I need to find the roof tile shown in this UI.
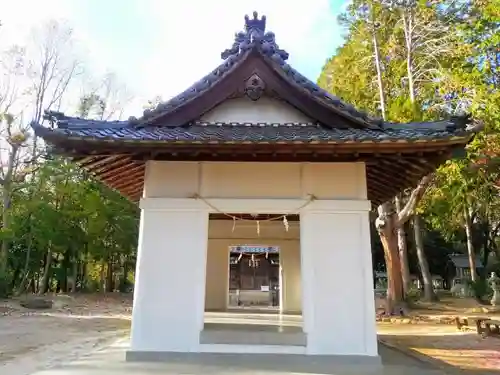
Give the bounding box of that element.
[37,121,468,144]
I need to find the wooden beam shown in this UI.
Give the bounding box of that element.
[79,154,128,170]
[121,182,144,197]
[102,163,145,184]
[95,158,136,179]
[105,165,145,185]
[109,172,145,191]
[85,156,132,175]
[370,161,420,187]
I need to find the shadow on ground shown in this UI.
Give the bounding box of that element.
[33,342,449,375]
[380,333,500,375]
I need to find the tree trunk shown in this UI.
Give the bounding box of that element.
[376,202,405,313]
[413,215,436,301]
[376,175,434,313]
[17,221,33,295]
[106,256,114,293]
[372,30,387,121]
[70,258,78,292]
[35,273,39,293]
[402,10,416,105]
[81,259,88,291]
[39,244,53,294]
[482,219,490,277]
[395,194,411,294]
[0,139,20,276]
[10,266,20,289]
[0,188,12,275]
[61,249,70,293]
[464,204,477,282]
[30,277,36,294]
[120,258,129,293]
[100,261,106,292]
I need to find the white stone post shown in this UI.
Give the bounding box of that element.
[128,200,209,356]
[300,201,378,360]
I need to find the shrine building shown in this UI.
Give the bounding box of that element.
[33,12,479,364]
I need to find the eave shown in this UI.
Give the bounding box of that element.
[36,123,472,207]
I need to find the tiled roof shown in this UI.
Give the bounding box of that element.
[449,255,484,268]
[34,121,470,144]
[130,12,383,128]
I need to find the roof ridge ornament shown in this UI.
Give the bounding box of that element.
[221,12,289,63]
[245,11,266,37]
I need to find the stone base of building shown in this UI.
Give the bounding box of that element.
[126,350,382,371]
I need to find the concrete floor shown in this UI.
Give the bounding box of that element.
[30,339,446,375]
[203,310,305,346]
[29,310,447,375]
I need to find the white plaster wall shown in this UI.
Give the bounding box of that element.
[130,208,209,352]
[208,220,299,240]
[144,162,367,200]
[300,209,378,356]
[200,97,313,124]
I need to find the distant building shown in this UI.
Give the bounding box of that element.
[448,254,484,285]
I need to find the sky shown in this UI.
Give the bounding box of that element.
[1,0,349,117]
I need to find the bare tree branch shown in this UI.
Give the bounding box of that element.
[397,174,434,225]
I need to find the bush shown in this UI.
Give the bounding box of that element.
[406,287,421,302]
[469,279,492,301]
[0,270,12,298]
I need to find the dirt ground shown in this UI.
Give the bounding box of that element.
[380,330,500,374]
[378,297,500,374]
[0,294,132,375]
[1,294,499,375]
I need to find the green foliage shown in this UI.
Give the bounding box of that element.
[468,279,493,301]
[0,156,139,294]
[420,0,500,267]
[319,0,500,285]
[405,286,421,303]
[78,93,106,119]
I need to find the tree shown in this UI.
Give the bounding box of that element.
[413,215,435,300]
[387,0,465,301]
[28,20,82,124]
[319,0,487,311]
[335,0,435,311]
[0,18,138,297]
[77,93,106,119]
[423,0,500,286]
[79,72,133,120]
[375,177,432,309]
[0,45,26,114]
[0,113,30,275]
